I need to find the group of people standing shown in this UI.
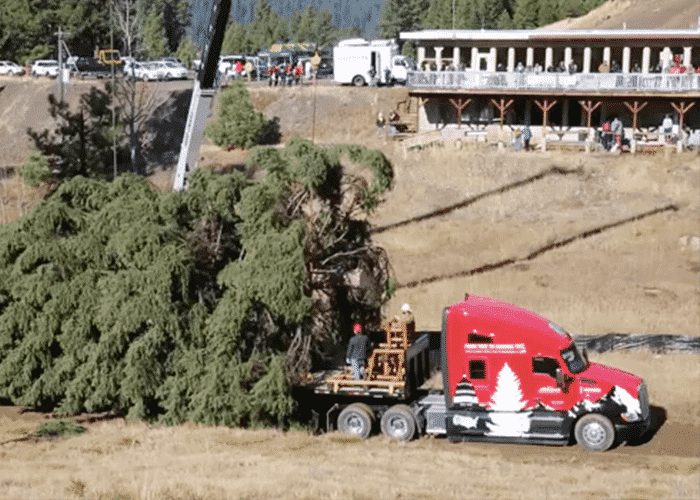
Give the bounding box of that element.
[267,61,307,87]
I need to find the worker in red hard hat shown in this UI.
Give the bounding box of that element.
[346,322,371,380]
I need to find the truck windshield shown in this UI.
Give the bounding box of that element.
[561,343,588,373]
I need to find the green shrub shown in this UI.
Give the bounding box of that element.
[206,82,279,149]
[34,419,86,438]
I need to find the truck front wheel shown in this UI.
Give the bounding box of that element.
[351,75,365,87]
[575,414,615,451]
[381,404,416,441]
[337,403,374,439]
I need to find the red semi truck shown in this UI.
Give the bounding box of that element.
[303,294,650,451]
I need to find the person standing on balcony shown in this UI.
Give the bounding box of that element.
[598,60,610,73]
[568,61,578,74]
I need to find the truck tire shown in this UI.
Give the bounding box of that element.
[575,414,615,451]
[337,403,374,439]
[351,75,365,87]
[380,404,416,442]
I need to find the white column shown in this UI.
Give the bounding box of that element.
[507,47,516,72]
[488,47,497,72]
[564,47,573,66]
[435,46,444,70]
[662,47,671,69]
[545,47,553,69]
[583,47,592,73]
[453,46,461,68]
[642,46,651,73]
[683,47,692,67]
[603,46,611,65]
[471,47,479,70]
[526,47,534,68]
[622,46,631,73]
[417,46,426,69]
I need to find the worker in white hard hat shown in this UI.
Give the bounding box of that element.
[400,303,414,325]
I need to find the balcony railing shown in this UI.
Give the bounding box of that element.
[407,71,700,93]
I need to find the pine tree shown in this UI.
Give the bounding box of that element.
[537,0,562,26]
[142,7,168,59]
[0,141,394,427]
[206,83,277,149]
[222,21,252,55]
[512,0,541,28]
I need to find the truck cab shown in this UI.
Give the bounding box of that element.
[432,295,650,451]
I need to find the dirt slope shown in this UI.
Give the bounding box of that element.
[547,0,700,29]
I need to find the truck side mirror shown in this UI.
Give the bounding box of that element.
[555,368,567,392]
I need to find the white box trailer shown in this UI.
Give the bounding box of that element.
[333,38,413,86]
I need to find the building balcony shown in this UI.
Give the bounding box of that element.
[406,71,700,96]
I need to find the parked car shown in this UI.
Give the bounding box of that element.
[69,57,112,79]
[31,59,59,78]
[125,62,157,81]
[151,61,188,80]
[0,60,24,76]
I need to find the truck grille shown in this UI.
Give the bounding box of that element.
[638,383,650,420]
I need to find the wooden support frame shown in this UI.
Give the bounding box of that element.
[448,97,471,129]
[671,101,696,133]
[534,99,557,151]
[490,98,514,127]
[623,100,648,131]
[534,99,557,129]
[578,100,602,129]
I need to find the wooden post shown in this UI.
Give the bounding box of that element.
[623,100,648,132]
[448,97,471,129]
[578,100,602,153]
[534,99,557,151]
[490,98,514,128]
[671,101,696,140]
[578,100,602,129]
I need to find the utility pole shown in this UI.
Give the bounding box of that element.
[55,27,71,102]
[110,1,118,179]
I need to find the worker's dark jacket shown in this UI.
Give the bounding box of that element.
[346,334,371,360]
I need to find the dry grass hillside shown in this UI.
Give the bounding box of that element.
[239,85,700,337]
[547,0,700,29]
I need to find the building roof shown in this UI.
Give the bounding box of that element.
[400,28,700,43]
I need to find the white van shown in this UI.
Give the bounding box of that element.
[333,38,413,86]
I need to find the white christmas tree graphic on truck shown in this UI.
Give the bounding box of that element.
[487,362,531,437]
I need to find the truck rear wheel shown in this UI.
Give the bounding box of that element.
[337,403,374,439]
[380,404,416,441]
[575,414,615,451]
[351,75,365,87]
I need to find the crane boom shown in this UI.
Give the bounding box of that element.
[173,0,231,191]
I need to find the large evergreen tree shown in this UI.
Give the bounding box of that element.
[141,7,168,59]
[0,141,394,426]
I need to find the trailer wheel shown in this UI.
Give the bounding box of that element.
[351,75,365,87]
[380,404,416,442]
[337,403,374,439]
[575,414,615,451]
